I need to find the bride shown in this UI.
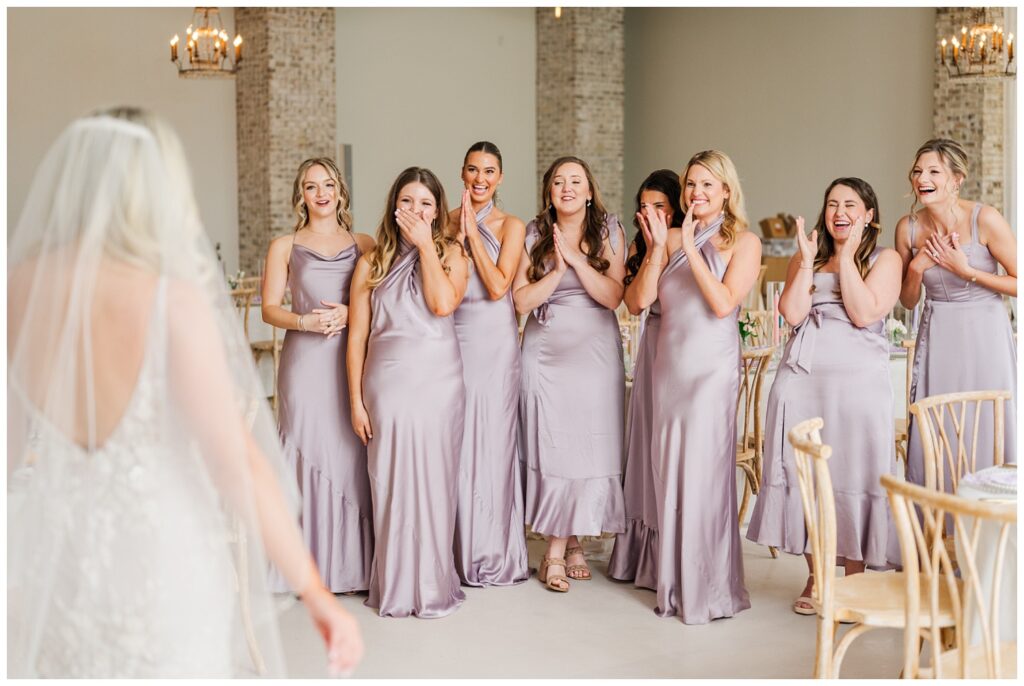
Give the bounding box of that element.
[7,107,364,677]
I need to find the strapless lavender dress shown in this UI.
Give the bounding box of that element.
[452,202,529,587]
[363,239,466,618]
[650,218,751,624]
[746,260,900,569]
[608,302,660,589]
[520,218,626,538]
[906,203,1017,487]
[274,241,372,593]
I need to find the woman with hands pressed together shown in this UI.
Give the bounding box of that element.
[644,151,760,624]
[894,138,1017,486]
[346,167,471,618]
[262,158,376,594]
[608,170,684,589]
[747,178,903,615]
[513,156,626,593]
[448,142,529,587]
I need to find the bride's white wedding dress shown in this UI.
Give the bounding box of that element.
[10,279,237,677]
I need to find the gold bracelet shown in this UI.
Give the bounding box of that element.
[297,313,306,332]
[645,256,667,267]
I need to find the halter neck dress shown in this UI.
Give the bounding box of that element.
[746,253,900,569]
[451,202,529,586]
[905,203,1017,487]
[363,238,466,618]
[519,217,626,538]
[648,218,751,624]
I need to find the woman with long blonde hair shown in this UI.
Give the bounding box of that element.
[346,167,471,618]
[261,158,376,593]
[626,150,761,623]
[513,156,626,593]
[747,177,903,614]
[895,138,1017,485]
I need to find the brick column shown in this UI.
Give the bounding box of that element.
[536,7,624,215]
[235,8,336,273]
[932,7,1008,212]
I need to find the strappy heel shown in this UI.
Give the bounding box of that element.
[538,556,570,593]
[565,545,592,581]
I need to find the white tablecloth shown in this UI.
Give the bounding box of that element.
[956,465,1017,642]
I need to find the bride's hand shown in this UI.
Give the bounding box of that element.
[302,585,365,677]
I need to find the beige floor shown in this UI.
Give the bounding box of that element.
[278,532,904,679]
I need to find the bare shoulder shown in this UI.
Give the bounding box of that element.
[977,204,1011,233]
[500,213,526,237]
[267,232,295,258]
[353,231,376,252]
[735,229,762,252]
[874,246,902,265]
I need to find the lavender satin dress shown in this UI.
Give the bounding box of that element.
[363,238,466,618]
[907,204,1017,487]
[520,218,626,538]
[452,202,529,587]
[746,259,900,569]
[650,218,751,624]
[275,241,372,593]
[608,303,660,589]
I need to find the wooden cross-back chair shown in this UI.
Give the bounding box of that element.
[910,390,1011,495]
[735,344,776,557]
[882,474,1016,679]
[229,287,258,339]
[789,417,954,678]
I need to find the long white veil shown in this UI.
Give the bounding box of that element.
[8,108,303,676]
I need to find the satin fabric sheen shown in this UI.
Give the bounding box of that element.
[273,241,373,593]
[452,202,529,586]
[649,218,751,624]
[608,303,660,589]
[746,264,901,570]
[363,238,466,618]
[906,203,1017,487]
[520,217,626,538]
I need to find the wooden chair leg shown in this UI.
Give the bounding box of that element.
[813,616,836,678]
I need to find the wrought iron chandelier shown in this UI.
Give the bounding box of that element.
[939,8,1015,79]
[169,7,242,79]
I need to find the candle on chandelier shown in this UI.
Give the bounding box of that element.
[952,37,960,63]
[940,38,947,65]
[234,35,243,63]
[980,35,987,62]
[170,35,179,62]
[1009,34,1015,61]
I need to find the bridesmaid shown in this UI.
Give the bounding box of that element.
[346,167,471,618]
[513,156,626,593]
[627,150,760,624]
[895,138,1017,487]
[448,142,529,587]
[262,157,376,593]
[608,169,684,589]
[746,177,903,614]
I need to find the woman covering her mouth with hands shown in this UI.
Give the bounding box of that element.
[894,138,1017,487]
[513,156,627,593]
[746,177,903,615]
[346,167,471,618]
[448,141,530,588]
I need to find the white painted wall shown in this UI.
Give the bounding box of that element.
[7,8,241,268]
[335,7,537,233]
[624,7,935,245]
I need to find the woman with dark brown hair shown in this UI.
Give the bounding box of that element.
[608,169,684,588]
[747,177,903,615]
[512,156,626,593]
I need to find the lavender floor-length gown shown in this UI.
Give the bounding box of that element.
[906,204,1017,487]
[452,202,529,587]
[650,218,750,624]
[275,241,372,593]
[520,218,626,538]
[608,304,660,589]
[746,263,900,569]
[363,238,466,618]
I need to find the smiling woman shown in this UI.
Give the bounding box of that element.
[512,155,627,593]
